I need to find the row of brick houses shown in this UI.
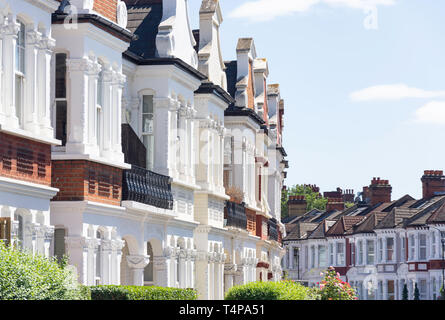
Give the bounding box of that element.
[283,171,445,300]
[0,0,287,299]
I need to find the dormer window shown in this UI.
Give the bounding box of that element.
[15,21,26,127]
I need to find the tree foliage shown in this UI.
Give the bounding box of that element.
[402,284,408,300]
[414,283,420,300]
[0,242,89,300]
[282,185,328,218]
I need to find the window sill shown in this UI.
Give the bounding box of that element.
[0,125,61,146]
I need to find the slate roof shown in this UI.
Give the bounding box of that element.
[427,201,445,224]
[405,196,445,227]
[124,0,163,59]
[283,222,319,241]
[325,216,365,237]
[353,212,387,234]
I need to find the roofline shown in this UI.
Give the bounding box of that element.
[224,106,266,126]
[123,51,207,81]
[52,13,136,43]
[195,81,235,105]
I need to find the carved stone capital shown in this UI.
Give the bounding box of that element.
[126,255,150,269]
[39,36,56,52]
[26,29,42,46]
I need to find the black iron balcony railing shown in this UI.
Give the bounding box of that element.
[225,201,247,230]
[122,165,173,210]
[268,218,279,242]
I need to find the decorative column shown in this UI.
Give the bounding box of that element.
[178,249,187,288]
[24,29,41,133]
[86,56,101,153]
[100,63,114,159]
[2,16,20,128]
[43,226,54,258]
[101,239,113,285]
[224,264,237,294]
[65,236,88,285]
[66,58,92,154]
[112,70,126,158]
[38,35,55,138]
[111,239,124,285]
[126,255,150,286]
[153,256,168,287]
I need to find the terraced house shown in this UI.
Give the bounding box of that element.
[0,0,287,299]
[283,171,445,300]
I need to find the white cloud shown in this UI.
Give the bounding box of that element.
[349,84,445,102]
[229,0,396,22]
[414,101,445,125]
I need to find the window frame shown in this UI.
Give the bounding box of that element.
[141,94,155,171]
[14,20,26,127]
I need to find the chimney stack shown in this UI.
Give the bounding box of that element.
[369,177,392,206]
[326,198,345,212]
[421,170,445,199]
[287,196,307,217]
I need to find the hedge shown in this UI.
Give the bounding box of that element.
[225,281,319,300]
[0,242,89,300]
[90,285,198,300]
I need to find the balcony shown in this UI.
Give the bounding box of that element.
[225,201,247,230]
[268,218,279,242]
[122,165,173,210]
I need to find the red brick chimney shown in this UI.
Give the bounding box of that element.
[421,170,445,199]
[287,195,307,217]
[369,178,392,206]
[326,198,345,212]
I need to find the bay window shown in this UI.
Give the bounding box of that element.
[336,242,345,266]
[386,237,394,262]
[419,234,427,261]
[378,238,383,262]
[142,95,154,170]
[329,243,334,266]
[318,245,327,268]
[310,245,315,268]
[367,239,375,265]
[15,21,26,127]
[357,240,363,265]
[55,53,67,145]
[96,69,104,149]
[409,235,415,260]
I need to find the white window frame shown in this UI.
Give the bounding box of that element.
[367,239,375,265]
[419,233,427,261]
[386,237,394,262]
[15,21,26,127]
[141,94,155,170]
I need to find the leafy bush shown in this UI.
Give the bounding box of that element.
[414,283,420,300]
[90,285,197,300]
[225,281,318,300]
[317,267,358,300]
[0,242,89,300]
[402,284,408,300]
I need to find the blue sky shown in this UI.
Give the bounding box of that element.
[188,0,445,200]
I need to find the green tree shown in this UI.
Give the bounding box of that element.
[414,283,420,300]
[0,242,89,300]
[439,286,445,300]
[281,185,328,219]
[402,284,408,300]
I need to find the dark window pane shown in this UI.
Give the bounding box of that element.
[56,100,67,146]
[55,53,67,99]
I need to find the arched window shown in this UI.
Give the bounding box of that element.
[144,242,154,285]
[95,230,103,285]
[15,21,26,127]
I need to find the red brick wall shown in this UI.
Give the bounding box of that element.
[52,160,122,206]
[0,132,51,186]
[93,0,118,22]
[256,215,267,240]
[246,209,256,236]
